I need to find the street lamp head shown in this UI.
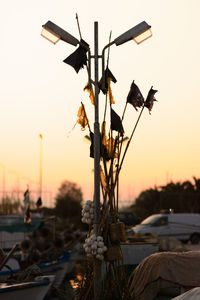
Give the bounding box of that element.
[41,26,60,44]
[41,20,79,46]
[114,21,152,46]
[133,26,152,45]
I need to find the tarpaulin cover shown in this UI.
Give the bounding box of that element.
[127,251,200,300]
[171,287,200,300]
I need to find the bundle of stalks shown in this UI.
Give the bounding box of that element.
[75,257,94,300]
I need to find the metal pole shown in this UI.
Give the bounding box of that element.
[2,166,5,199]
[0,164,6,199]
[17,174,20,201]
[94,21,102,300]
[39,134,43,199]
[8,171,20,201]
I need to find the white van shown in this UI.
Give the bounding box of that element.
[132,213,200,244]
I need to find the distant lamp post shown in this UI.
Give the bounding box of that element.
[9,170,20,200]
[39,134,43,201]
[0,163,6,199]
[41,19,152,299]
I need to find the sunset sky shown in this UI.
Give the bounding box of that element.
[0,0,200,207]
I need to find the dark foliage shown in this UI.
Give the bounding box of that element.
[55,180,83,226]
[0,196,21,215]
[130,177,200,221]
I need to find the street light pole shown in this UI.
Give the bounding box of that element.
[94,21,100,238]
[0,163,6,199]
[39,133,43,200]
[93,21,102,299]
[8,170,20,201]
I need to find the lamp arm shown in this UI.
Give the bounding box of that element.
[86,40,115,90]
[101,41,115,90]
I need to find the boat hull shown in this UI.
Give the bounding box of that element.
[0,251,70,287]
[40,253,70,287]
[0,275,54,300]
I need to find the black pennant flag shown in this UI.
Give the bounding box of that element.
[89,131,110,160]
[111,109,124,135]
[127,81,144,111]
[99,67,117,94]
[145,86,158,114]
[36,197,42,209]
[63,39,89,73]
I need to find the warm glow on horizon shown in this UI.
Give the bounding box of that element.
[0,0,199,208]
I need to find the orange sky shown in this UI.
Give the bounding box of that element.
[0,0,200,207]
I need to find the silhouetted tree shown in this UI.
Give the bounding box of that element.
[130,187,160,221]
[55,180,83,226]
[159,180,196,213]
[0,196,20,215]
[130,177,200,221]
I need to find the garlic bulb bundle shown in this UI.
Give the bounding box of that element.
[81,200,95,225]
[83,234,107,261]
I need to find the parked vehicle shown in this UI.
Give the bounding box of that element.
[131,213,200,244]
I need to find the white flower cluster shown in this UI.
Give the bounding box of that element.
[81,200,95,224]
[83,234,107,261]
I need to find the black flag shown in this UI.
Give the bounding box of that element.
[111,109,124,135]
[63,39,89,73]
[127,81,144,111]
[89,131,109,160]
[145,86,158,114]
[99,67,117,94]
[36,197,42,209]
